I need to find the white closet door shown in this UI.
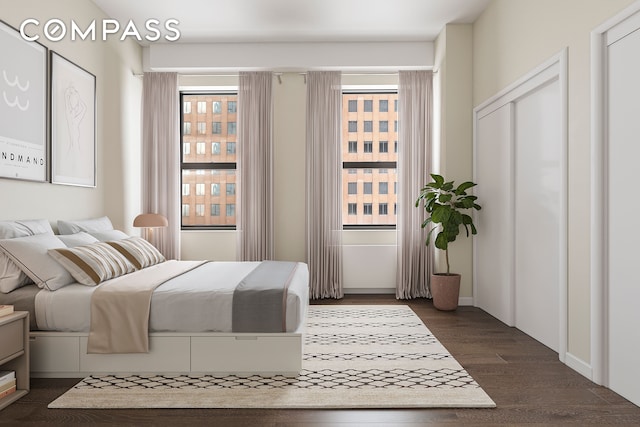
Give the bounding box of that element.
[474,104,514,326]
[607,27,640,406]
[514,80,561,352]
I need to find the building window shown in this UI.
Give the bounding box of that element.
[226,204,235,217]
[181,92,238,229]
[394,99,398,112]
[348,141,357,153]
[342,90,398,227]
[228,122,237,135]
[183,101,192,114]
[348,100,357,112]
[183,122,191,135]
[394,141,398,153]
[228,101,237,113]
[364,141,373,153]
[348,182,357,195]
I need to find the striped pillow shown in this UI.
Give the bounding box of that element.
[48,242,135,286]
[107,237,165,270]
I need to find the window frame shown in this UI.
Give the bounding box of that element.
[180,90,238,231]
[342,88,398,230]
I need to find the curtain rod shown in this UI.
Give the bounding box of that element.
[132,71,435,78]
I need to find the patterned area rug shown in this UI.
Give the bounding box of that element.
[48,305,495,409]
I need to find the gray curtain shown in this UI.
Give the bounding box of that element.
[141,72,180,260]
[237,72,274,261]
[396,70,433,299]
[306,71,343,299]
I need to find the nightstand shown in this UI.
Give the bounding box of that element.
[0,312,29,410]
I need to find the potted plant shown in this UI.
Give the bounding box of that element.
[415,174,481,311]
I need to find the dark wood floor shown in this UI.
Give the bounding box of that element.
[2,295,639,426]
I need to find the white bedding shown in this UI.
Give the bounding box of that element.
[35,261,309,333]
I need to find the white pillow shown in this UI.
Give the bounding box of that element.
[49,242,135,286]
[0,219,53,239]
[0,219,53,293]
[58,232,100,248]
[57,216,113,235]
[0,234,74,291]
[89,229,129,242]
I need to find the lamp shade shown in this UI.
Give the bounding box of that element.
[133,213,168,228]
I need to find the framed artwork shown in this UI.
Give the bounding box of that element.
[51,51,96,187]
[0,20,48,182]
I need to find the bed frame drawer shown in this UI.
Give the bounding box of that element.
[191,334,302,375]
[30,334,80,374]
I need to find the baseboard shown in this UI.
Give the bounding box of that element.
[344,288,396,294]
[564,352,593,380]
[458,297,474,306]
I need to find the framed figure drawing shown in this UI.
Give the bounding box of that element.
[0,20,47,182]
[51,51,96,187]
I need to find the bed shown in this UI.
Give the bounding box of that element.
[0,218,309,378]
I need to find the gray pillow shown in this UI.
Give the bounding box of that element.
[58,232,100,248]
[0,234,75,291]
[57,216,114,235]
[89,229,130,242]
[0,219,53,239]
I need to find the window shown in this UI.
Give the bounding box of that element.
[227,101,237,113]
[348,100,357,112]
[348,182,357,194]
[364,141,373,153]
[183,122,191,135]
[342,91,398,227]
[364,182,372,194]
[181,92,238,229]
[379,182,388,194]
[197,122,206,134]
[183,101,192,114]
[394,99,398,112]
[348,141,357,153]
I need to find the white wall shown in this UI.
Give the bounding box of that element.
[472,0,635,364]
[0,0,143,233]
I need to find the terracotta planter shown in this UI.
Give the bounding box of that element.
[430,273,461,311]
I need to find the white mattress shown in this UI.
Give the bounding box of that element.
[34,261,309,333]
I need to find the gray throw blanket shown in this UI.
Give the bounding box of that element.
[232,261,298,333]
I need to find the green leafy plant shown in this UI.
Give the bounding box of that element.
[415,174,481,275]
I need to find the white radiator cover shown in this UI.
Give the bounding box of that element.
[343,245,396,293]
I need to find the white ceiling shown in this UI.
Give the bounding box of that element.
[91,0,491,43]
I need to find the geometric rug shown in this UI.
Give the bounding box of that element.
[48,305,495,409]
